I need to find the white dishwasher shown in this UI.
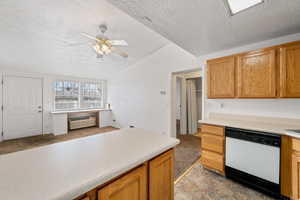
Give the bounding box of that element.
[225,127,281,198]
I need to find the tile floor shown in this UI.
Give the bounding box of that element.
[175,162,275,200]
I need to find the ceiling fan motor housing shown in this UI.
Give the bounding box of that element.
[99,24,108,34]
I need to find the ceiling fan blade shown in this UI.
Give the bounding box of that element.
[109,40,128,46]
[81,32,100,41]
[111,47,128,58]
[66,41,90,46]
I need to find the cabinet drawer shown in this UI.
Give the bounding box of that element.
[201,124,224,136]
[201,150,224,173]
[202,134,224,154]
[292,138,300,152]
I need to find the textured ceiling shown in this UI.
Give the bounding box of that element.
[108,0,300,56]
[0,0,169,79]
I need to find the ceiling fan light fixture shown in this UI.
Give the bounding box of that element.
[81,24,128,58]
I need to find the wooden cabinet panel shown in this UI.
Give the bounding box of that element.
[98,165,147,200]
[292,152,300,200]
[237,49,277,98]
[280,42,300,97]
[81,197,90,200]
[281,136,292,198]
[292,138,300,152]
[201,133,224,154]
[149,150,174,200]
[207,56,235,98]
[201,124,224,136]
[200,150,224,174]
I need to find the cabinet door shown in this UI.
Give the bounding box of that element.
[98,164,147,200]
[292,152,300,200]
[280,43,300,97]
[207,56,235,98]
[237,49,277,98]
[149,149,174,200]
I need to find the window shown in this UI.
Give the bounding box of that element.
[225,0,264,15]
[54,80,105,111]
[80,81,103,109]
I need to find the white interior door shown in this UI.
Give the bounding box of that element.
[3,76,43,140]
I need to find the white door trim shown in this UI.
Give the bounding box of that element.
[170,68,203,138]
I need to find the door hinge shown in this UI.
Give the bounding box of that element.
[1,131,3,137]
[1,80,3,85]
[1,105,3,111]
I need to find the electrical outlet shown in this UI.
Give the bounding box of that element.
[220,103,224,108]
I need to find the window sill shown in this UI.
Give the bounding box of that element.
[51,108,111,114]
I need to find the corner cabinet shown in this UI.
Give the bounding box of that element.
[281,136,300,200]
[292,152,300,200]
[280,42,300,97]
[237,49,277,98]
[207,56,235,98]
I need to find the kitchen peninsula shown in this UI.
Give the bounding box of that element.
[0,128,179,200]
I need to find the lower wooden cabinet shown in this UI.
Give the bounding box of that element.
[149,150,174,200]
[74,149,174,200]
[200,124,225,175]
[291,152,300,200]
[98,164,147,200]
[281,136,300,200]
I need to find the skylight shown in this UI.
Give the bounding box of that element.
[225,0,264,15]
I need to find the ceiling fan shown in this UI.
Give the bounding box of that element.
[81,24,128,58]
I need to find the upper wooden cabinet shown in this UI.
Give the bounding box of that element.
[206,40,300,99]
[207,56,235,98]
[237,49,277,98]
[280,42,300,97]
[98,164,147,200]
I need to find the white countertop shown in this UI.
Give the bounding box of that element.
[0,128,179,200]
[51,108,111,114]
[199,118,300,138]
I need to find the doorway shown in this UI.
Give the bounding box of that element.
[2,75,43,140]
[176,73,202,136]
[172,69,202,179]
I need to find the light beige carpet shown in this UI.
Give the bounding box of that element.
[175,134,201,179]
